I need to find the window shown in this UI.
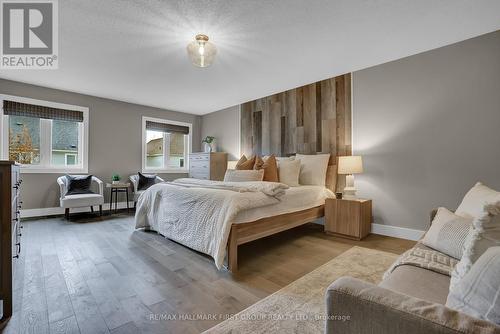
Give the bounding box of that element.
[1,95,89,173]
[142,117,191,173]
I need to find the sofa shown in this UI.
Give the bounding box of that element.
[325,209,500,334]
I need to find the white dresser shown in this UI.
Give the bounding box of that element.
[189,152,228,181]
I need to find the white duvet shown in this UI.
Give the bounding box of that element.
[134,178,289,269]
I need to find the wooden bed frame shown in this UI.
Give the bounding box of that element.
[226,163,337,272]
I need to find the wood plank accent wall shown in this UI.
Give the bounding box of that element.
[241,73,352,191]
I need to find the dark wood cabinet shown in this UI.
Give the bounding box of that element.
[0,161,22,328]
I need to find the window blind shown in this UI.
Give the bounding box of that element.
[145,120,189,135]
[3,100,84,122]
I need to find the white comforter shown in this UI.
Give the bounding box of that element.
[134,178,289,269]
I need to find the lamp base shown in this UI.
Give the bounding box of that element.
[343,174,357,199]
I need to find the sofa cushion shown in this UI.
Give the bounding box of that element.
[380,264,451,304]
[456,182,500,219]
[60,193,104,208]
[450,203,500,289]
[447,246,500,324]
[421,207,472,259]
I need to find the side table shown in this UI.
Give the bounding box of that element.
[106,183,131,213]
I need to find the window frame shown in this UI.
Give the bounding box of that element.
[0,94,89,173]
[141,116,191,174]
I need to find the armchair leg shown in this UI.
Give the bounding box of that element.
[134,201,137,209]
[65,208,70,220]
[99,205,102,216]
[90,206,94,213]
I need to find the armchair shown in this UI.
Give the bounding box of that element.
[57,175,104,219]
[129,174,164,208]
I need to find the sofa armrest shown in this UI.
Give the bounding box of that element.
[325,276,498,334]
[91,176,104,195]
[129,175,139,193]
[57,176,67,199]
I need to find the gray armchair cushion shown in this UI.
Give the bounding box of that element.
[325,276,500,334]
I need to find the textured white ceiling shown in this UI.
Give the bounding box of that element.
[1,0,500,115]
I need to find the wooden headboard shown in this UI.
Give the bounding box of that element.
[241,73,352,192]
[325,164,337,192]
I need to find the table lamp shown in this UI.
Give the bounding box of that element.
[338,156,363,198]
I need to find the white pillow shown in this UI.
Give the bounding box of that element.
[223,169,264,182]
[278,159,301,187]
[456,182,500,219]
[295,154,330,186]
[421,207,472,259]
[447,246,500,324]
[450,202,500,289]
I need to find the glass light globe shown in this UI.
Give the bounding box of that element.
[187,34,217,68]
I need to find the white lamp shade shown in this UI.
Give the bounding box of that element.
[338,156,363,174]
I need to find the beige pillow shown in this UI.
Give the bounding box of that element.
[450,202,500,289]
[421,207,472,259]
[456,182,500,219]
[447,246,500,324]
[223,169,264,182]
[295,154,330,186]
[278,159,301,187]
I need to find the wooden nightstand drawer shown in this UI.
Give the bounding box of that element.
[325,198,372,240]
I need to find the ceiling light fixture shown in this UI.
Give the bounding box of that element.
[187,34,217,68]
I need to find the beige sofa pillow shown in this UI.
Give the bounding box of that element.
[447,246,500,324]
[295,154,330,186]
[456,182,500,219]
[223,169,264,182]
[450,202,500,289]
[421,207,472,259]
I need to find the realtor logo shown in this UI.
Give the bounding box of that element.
[1,0,58,69]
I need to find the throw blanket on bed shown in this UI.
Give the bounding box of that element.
[135,179,289,269]
[383,245,459,279]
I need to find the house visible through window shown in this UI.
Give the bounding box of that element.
[143,117,191,172]
[1,97,88,173]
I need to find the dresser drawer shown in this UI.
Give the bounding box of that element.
[190,153,209,162]
[190,159,209,169]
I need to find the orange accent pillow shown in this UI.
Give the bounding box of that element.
[254,155,279,182]
[236,155,256,170]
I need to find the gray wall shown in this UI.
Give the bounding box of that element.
[353,31,500,231]
[0,79,201,209]
[201,105,240,160]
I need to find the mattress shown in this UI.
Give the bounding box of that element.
[233,185,335,223]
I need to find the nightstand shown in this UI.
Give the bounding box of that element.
[325,198,372,240]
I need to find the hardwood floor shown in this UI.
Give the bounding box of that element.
[4,212,415,334]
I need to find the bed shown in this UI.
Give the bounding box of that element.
[135,163,337,272]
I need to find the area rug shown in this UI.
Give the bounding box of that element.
[203,246,399,334]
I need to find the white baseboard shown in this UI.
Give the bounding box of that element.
[21,201,135,218]
[371,223,424,241]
